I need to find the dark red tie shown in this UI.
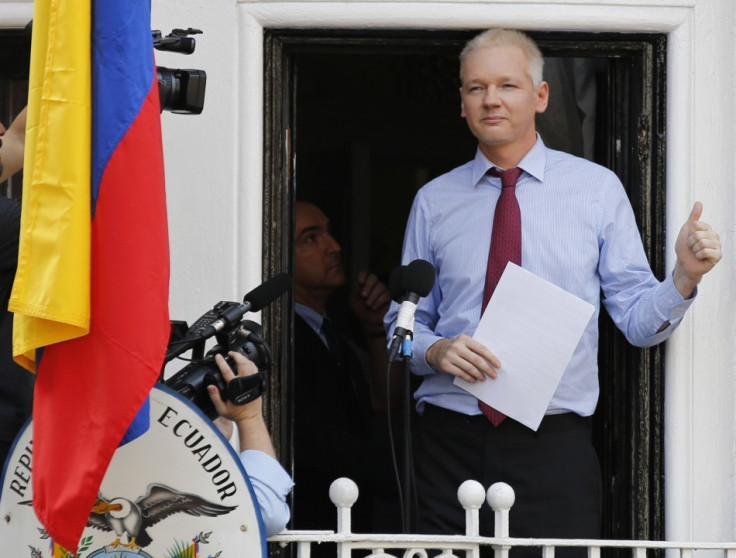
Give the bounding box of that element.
[478,166,522,426]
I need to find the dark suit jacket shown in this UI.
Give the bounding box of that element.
[292,313,395,534]
[0,198,33,466]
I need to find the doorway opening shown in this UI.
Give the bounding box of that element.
[261,28,667,544]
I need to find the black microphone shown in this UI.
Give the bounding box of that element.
[388,259,435,361]
[388,264,407,302]
[199,272,291,340]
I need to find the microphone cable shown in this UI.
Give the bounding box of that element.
[384,342,418,533]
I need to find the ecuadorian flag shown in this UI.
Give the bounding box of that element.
[9,0,170,551]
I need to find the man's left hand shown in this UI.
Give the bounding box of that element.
[350,270,390,335]
[673,201,722,298]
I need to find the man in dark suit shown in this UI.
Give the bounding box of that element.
[291,201,400,546]
[0,107,32,468]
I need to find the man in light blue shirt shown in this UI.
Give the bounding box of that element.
[208,351,293,537]
[385,28,721,555]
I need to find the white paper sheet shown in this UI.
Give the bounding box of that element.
[453,263,594,430]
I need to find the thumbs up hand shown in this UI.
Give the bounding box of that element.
[673,201,722,298]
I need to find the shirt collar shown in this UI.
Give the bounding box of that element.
[295,302,325,335]
[471,134,547,187]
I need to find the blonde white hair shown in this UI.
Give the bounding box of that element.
[460,28,544,87]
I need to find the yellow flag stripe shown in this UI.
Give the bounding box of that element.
[9,0,92,371]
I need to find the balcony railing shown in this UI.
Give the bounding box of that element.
[269,478,736,558]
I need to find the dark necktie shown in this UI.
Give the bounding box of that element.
[320,317,343,366]
[321,316,367,421]
[478,166,523,426]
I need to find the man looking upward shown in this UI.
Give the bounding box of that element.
[292,200,400,546]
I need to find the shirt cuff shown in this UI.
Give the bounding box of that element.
[411,333,445,376]
[654,275,696,325]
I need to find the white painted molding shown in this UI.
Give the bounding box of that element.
[663,12,696,542]
[0,2,33,27]
[237,13,267,295]
[238,2,691,33]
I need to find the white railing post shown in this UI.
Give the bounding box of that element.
[458,480,486,537]
[487,482,515,558]
[458,480,486,558]
[330,477,359,558]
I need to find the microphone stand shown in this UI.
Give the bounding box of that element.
[400,335,414,533]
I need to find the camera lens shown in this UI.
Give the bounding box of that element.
[156,67,206,114]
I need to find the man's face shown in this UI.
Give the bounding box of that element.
[294,203,346,305]
[460,45,549,161]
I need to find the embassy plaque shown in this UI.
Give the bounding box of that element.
[0,384,266,558]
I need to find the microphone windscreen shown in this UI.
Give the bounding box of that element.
[389,265,407,302]
[403,259,435,297]
[244,272,291,311]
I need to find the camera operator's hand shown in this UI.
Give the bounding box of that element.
[207,351,276,458]
[208,351,263,421]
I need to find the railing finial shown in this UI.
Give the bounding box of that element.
[458,479,486,509]
[487,482,515,540]
[329,477,359,508]
[330,477,359,535]
[487,482,515,511]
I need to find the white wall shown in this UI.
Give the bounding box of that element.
[152,1,249,325]
[3,0,735,543]
[668,0,736,541]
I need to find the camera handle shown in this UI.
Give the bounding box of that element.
[225,372,265,405]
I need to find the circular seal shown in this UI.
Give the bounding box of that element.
[0,385,266,557]
[87,548,154,558]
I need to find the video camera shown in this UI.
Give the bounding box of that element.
[21,21,205,114]
[153,28,206,114]
[162,273,291,419]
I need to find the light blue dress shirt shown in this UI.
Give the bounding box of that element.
[242,449,294,536]
[385,137,693,417]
